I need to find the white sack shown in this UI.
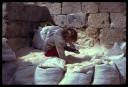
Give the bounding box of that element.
[34,66,64,85]
[13,62,36,85]
[59,67,94,85]
[38,57,66,70]
[2,38,17,61]
[113,57,126,84]
[2,60,19,85]
[119,42,126,53]
[106,42,124,60]
[92,63,120,84]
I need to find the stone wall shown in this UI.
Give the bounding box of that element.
[2,2,126,53]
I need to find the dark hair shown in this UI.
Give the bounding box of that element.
[62,28,77,42]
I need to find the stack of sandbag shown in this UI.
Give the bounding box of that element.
[59,54,112,85]
[34,57,66,85]
[92,63,120,85]
[2,38,19,85]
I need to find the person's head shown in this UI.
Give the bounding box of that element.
[62,28,78,43]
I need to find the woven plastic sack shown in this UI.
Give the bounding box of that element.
[12,62,36,85]
[34,66,64,85]
[59,67,94,85]
[113,57,126,84]
[107,42,124,56]
[2,38,17,61]
[38,57,66,70]
[2,60,19,84]
[92,63,120,84]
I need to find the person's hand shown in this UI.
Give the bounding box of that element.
[73,49,80,54]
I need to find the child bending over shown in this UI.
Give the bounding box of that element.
[33,26,79,62]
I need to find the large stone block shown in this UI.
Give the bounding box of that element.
[99,28,126,48]
[62,2,81,14]
[82,2,98,13]
[36,2,61,14]
[67,13,86,28]
[99,2,126,13]
[3,20,37,38]
[5,2,47,22]
[54,15,67,27]
[2,2,7,19]
[22,2,36,4]
[88,13,109,28]
[110,13,126,28]
[7,38,27,55]
[2,19,7,37]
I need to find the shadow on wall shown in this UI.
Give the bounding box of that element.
[2,2,56,54]
[3,2,56,39]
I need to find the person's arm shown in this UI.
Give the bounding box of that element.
[55,39,67,61]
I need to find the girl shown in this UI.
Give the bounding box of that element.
[33,26,79,62]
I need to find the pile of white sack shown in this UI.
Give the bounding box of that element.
[2,38,126,85]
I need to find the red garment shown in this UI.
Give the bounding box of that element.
[44,46,59,57]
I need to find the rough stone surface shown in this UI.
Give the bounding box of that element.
[62,2,81,14]
[37,3,61,15]
[54,15,67,27]
[5,2,47,22]
[7,38,27,55]
[2,19,7,37]
[2,2,126,50]
[110,13,126,28]
[67,13,86,28]
[99,28,126,48]
[82,2,98,13]
[22,2,36,4]
[2,3,7,19]
[3,21,37,38]
[99,2,126,13]
[88,13,109,28]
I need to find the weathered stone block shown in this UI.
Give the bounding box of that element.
[5,2,47,22]
[99,28,126,47]
[62,2,81,14]
[99,2,126,13]
[110,13,126,28]
[2,3,7,19]
[67,13,86,28]
[22,2,36,5]
[3,20,37,38]
[54,15,67,27]
[82,2,98,13]
[37,3,61,14]
[88,13,109,28]
[7,38,27,55]
[2,19,7,37]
